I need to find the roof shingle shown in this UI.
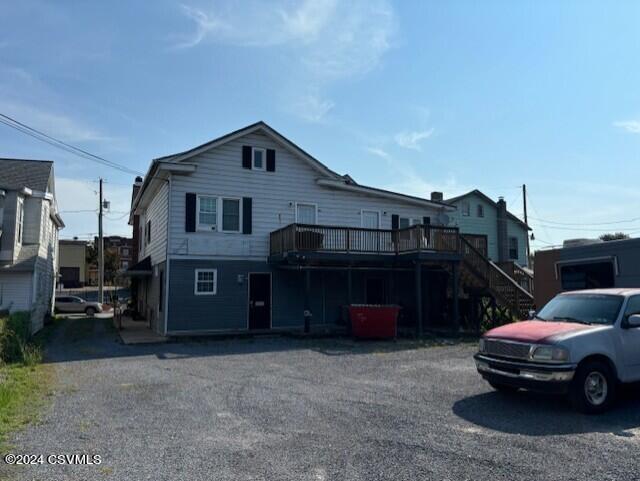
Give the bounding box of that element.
[0,158,53,192]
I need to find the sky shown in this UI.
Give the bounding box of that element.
[0,0,639,252]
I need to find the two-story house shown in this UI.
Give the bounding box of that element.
[0,159,64,333]
[127,122,475,336]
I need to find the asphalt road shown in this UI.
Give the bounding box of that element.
[3,318,640,481]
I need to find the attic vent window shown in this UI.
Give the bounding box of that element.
[252,148,266,170]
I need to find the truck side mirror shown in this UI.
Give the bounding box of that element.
[528,309,536,320]
[627,314,640,328]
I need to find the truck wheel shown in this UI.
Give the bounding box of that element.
[488,381,519,393]
[85,307,97,317]
[570,360,616,414]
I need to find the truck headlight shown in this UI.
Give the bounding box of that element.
[478,338,486,353]
[531,345,569,362]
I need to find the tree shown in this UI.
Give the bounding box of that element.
[86,243,121,284]
[599,232,630,242]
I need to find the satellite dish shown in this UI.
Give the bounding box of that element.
[436,213,450,225]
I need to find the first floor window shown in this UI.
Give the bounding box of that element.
[222,198,240,232]
[195,269,217,295]
[296,203,317,224]
[508,236,519,260]
[198,196,217,230]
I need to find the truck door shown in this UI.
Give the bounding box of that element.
[620,295,640,381]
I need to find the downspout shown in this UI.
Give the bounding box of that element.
[163,174,172,336]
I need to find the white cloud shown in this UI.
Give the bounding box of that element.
[366,147,390,159]
[290,94,334,122]
[613,120,640,134]
[174,0,396,121]
[394,128,434,151]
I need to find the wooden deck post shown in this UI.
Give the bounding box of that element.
[304,269,311,334]
[415,261,423,338]
[452,261,460,331]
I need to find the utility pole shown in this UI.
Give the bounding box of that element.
[98,178,104,304]
[523,184,530,263]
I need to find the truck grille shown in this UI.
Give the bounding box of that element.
[484,339,532,360]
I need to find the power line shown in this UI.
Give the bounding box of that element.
[528,214,640,227]
[0,112,143,176]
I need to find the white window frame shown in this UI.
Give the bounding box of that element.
[477,204,484,218]
[461,201,470,216]
[361,209,381,229]
[252,147,266,171]
[220,197,242,233]
[196,195,218,232]
[194,269,217,295]
[295,202,318,224]
[16,197,24,245]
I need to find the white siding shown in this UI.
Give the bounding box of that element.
[139,181,168,265]
[167,131,444,259]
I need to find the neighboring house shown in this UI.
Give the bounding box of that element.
[86,236,134,284]
[445,190,531,267]
[534,237,640,308]
[59,239,88,288]
[0,159,64,332]
[127,122,469,335]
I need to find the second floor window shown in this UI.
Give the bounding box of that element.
[16,197,24,244]
[477,204,484,217]
[197,196,217,230]
[221,198,240,232]
[146,220,151,244]
[509,236,519,260]
[462,201,470,216]
[252,148,266,170]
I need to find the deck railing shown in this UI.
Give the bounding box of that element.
[269,223,459,256]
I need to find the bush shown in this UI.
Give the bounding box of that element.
[0,312,36,365]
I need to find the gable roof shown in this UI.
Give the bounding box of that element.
[154,121,342,179]
[446,189,531,230]
[0,158,53,192]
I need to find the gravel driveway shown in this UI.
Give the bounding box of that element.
[3,318,640,481]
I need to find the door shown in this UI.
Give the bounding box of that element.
[248,273,271,330]
[361,210,380,229]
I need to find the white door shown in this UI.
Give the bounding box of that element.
[296,203,317,224]
[361,210,380,229]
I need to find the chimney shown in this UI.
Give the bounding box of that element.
[430,191,444,202]
[496,196,508,262]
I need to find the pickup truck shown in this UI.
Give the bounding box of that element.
[475,288,640,413]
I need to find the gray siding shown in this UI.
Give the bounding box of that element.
[0,272,32,312]
[167,131,444,259]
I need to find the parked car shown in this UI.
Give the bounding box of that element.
[475,288,640,413]
[55,296,104,316]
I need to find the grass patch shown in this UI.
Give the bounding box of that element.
[0,312,58,453]
[0,363,53,452]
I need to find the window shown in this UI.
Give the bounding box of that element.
[508,236,518,260]
[122,248,129,256]
[477,204,484,217]
[361,210,380,229]
[296,203,317,224]
[197,196,217,230]
[221,198,241,232]
[399,217,421,229]
[560,262,615,291]
[461,201,470,216]
[252,148,266,170]
[624,295,640,321]
[146,220,151,244]
[195,269,217,295]
[159,271,164,312]
[121,260,129,269]
[16,197,24,244]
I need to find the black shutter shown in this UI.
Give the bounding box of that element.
[266,149,276,172]
[242,197,252,234]
[185,193,196,232]
[242,146,252,169]
[391,214,399,229]
[423,216,431,225]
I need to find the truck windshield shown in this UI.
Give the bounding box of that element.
[536,294,624,325]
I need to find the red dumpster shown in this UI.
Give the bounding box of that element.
[348,304,400,339]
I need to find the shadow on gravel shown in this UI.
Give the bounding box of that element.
[453,387,640,436]
[44,317,468,364]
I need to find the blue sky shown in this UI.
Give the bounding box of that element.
[1,0,639,250]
